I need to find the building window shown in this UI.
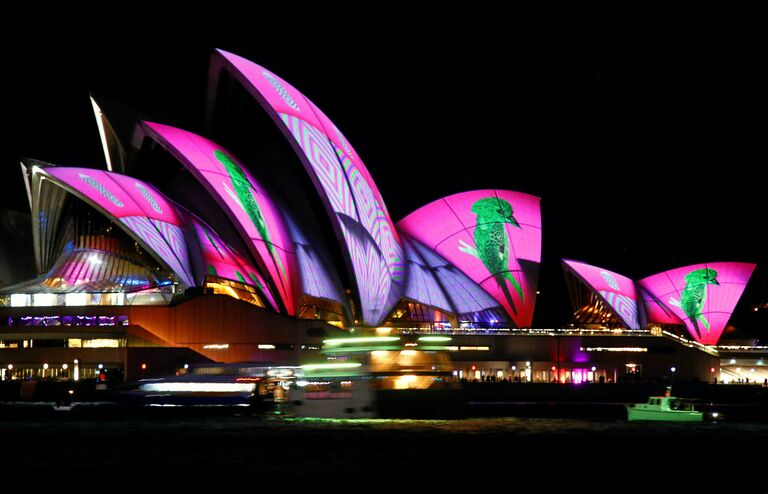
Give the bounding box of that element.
[625,363,642,376]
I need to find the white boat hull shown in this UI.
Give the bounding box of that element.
[289,385,376,418]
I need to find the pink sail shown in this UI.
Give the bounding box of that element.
[562,260,640,329]
[43,167,193,287]
[142,122,297,316]
[189,215,278,311]
[398,190,541,327]
[638,262,756,344]
[213,49,403,326]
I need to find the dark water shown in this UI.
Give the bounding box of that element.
[2,411,766,489]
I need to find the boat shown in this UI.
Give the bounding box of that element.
[626,387,704,422]
[114,363,296,408]
[288,335,464,418]
[289,361,377,418]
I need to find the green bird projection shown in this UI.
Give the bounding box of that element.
[669,268,719,339]
[214,150,286,280]
[459,197,524,315]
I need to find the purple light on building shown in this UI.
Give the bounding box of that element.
[398,190,542,328]
[212,49,404,326]
[141,122,297,315]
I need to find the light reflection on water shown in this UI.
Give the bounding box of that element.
[273,416,768,434]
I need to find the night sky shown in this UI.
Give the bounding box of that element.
[3,24,766,333]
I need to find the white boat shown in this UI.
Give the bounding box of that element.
[289,335,461,418]
[626,387,704,422]
[289,363,377,418]
[115,364,296,407]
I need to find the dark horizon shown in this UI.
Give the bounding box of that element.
[3,31,766,334]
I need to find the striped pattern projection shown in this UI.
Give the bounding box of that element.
[43,168,194,287]
[152,220,189,275]
[135,183,163,213]
[562,260,640,330]
[78,173,123,207]
[120,216,190,287]
[215,49,403,326]
[285,216,344,304]
[282,114,400,324]
[282,115,357,218]
[338,216,392,324]
[599,291,639,329]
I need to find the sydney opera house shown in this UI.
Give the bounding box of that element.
[0,50,759,383]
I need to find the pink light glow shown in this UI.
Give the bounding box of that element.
[47,168,149,219]
[638,262,756,344]
[562,260,640,329]
[142,121,297,315]
[43,167,193,287]
[190,216,278,311]
[639,287,683,325]
[214,49,404,325]
[397,190,542,327]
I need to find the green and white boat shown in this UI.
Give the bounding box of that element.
[626,387,703,422]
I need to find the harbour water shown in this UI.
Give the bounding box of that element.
[2,410,766,488]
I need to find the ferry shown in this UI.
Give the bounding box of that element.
[289,335,464,418]
[114,363,296,407]
[626,387,707,422]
